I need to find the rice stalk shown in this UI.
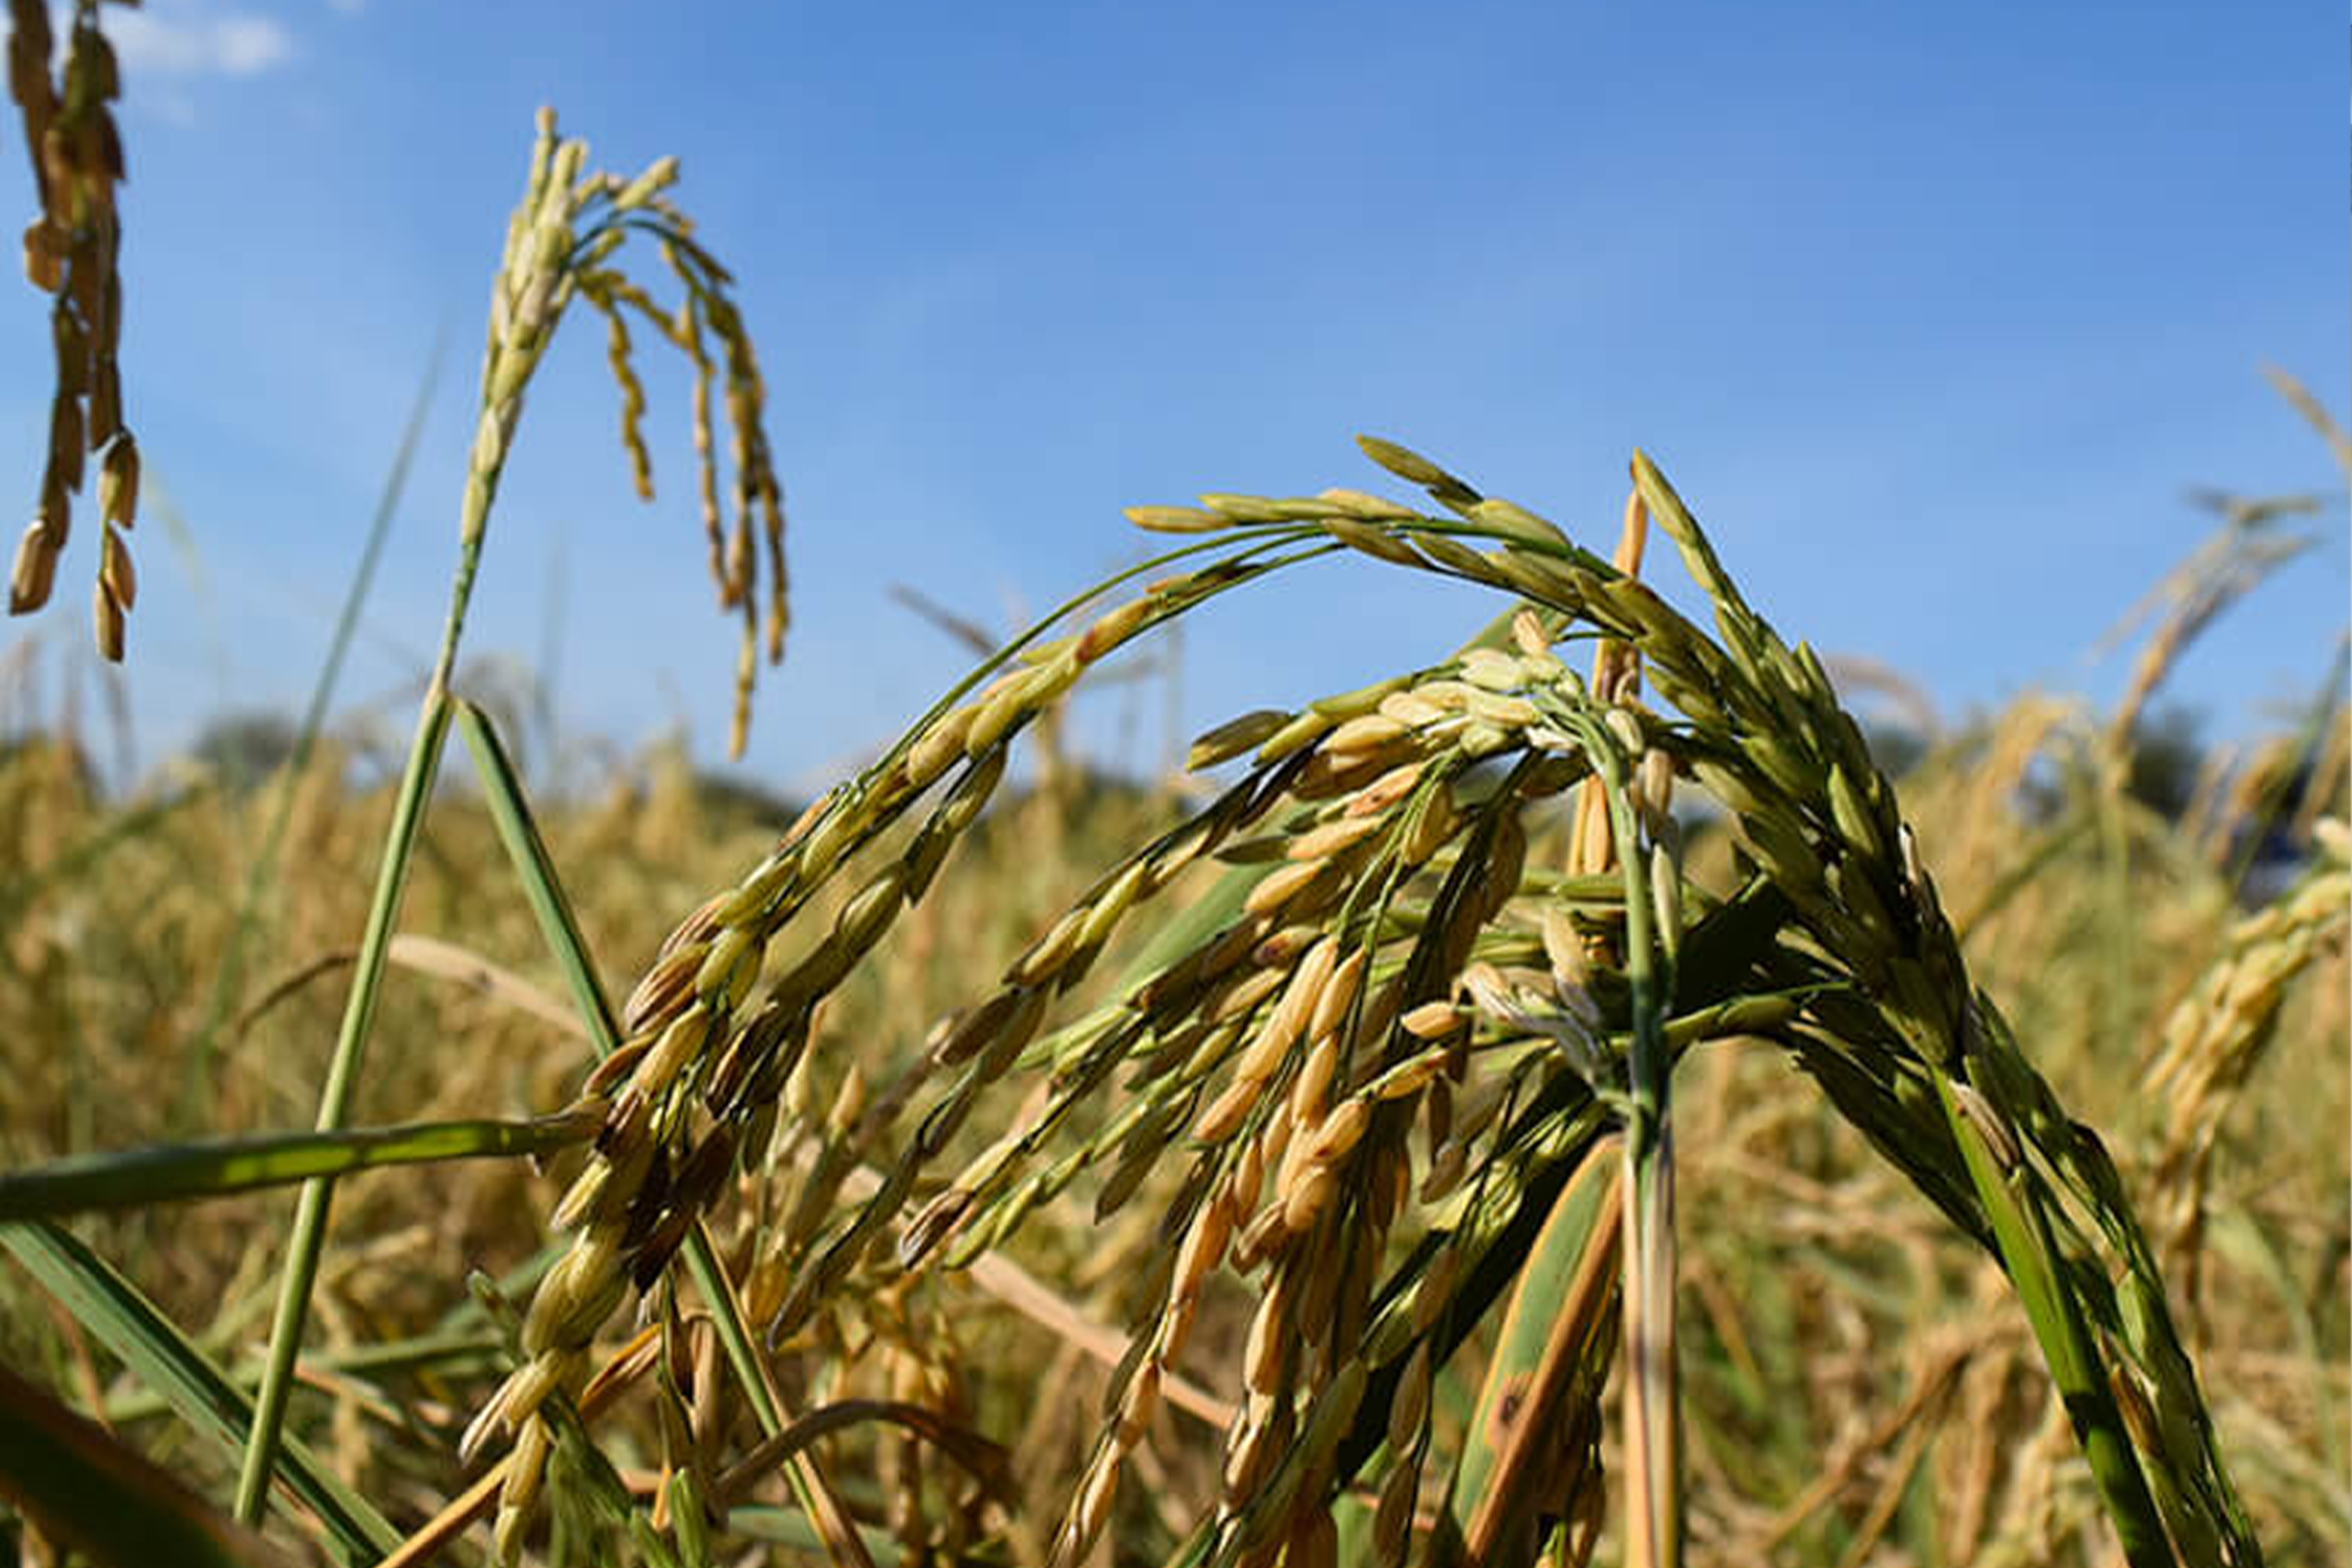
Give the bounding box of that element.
[233,107,792,1531]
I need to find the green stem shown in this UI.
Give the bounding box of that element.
[1586,716,1681,1568]
[232,693,453,1525]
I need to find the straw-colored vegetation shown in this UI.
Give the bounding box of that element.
[0,82,2346,1568]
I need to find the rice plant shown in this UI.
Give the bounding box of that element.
[0,104,2342,1568]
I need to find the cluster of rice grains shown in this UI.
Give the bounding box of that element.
[453,107,787,754]
[6,0,138,657]
[469,440,2260,1566]
[2146,819,2349,1325]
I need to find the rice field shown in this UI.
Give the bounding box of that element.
[0,60,2346,1568]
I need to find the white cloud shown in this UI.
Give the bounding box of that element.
[101,2,296,80]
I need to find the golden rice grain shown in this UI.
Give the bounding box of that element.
[1305,947,1369,1045]
[1305,1100,1371,1166]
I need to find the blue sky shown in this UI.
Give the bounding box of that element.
[3,1,2344,795]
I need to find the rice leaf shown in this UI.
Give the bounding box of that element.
[0,1111,599,1222]
[0,1221,400,1562]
